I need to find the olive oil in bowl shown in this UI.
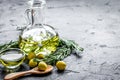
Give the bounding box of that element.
[0,49,25,72]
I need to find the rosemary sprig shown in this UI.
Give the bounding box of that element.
[0,41,19,53]
[36,39,84,65]
[0,39,84,65]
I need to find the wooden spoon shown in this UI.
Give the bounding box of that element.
[4,65,53,80]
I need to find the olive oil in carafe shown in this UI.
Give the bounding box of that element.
[19,27,59,55]
[19,0,59,55]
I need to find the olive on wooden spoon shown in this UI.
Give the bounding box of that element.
[4,65,53,80]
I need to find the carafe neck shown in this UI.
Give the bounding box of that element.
[27,0,46,26]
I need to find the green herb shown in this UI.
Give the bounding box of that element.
[36,39,84,65]
[0,41,19,53]
[0,39,84,65]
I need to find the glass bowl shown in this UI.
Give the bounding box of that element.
[0,48,25,72]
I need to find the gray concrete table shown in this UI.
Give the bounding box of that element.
[0,0,120,80]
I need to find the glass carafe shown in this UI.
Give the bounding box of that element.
[19,0,59,56]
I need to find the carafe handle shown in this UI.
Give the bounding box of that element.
[25,9,34,25]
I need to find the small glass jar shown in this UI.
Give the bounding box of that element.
[0,48,25,72]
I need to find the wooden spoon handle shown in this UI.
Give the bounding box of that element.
[4,70,32,80]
